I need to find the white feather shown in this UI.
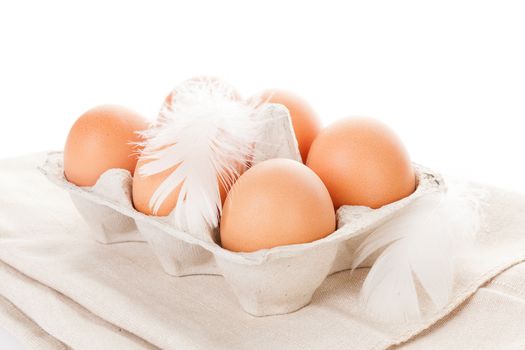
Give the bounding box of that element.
[352,185,483,321]
[137,77,263,241]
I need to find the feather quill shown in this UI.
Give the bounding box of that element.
[352,185,483,321]
[137,77,262,241]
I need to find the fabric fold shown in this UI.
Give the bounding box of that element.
[0,260,155,350]
[1,153,525,350]
[0,293,68,350]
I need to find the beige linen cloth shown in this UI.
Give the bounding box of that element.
[1,153,525,350]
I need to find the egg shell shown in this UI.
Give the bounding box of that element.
[64,105,148,187]
[40,103,444,316]
[220,158,336,252]
[307,117,416,209]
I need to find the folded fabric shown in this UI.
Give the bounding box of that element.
[1,153,525,350]
[0,293,68,350]
[397,262,525,349]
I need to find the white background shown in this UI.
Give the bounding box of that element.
[0,0,524,345]
[1,1,525,192]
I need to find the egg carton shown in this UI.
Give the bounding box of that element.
[39,103,445,316]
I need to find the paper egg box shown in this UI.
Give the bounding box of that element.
[39,103,445,316]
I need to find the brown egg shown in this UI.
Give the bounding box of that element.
[220,158,336,252]
[132,157,229,216]
[64,105,148,187]
[262,90,321,162]
[306,117,416,209]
